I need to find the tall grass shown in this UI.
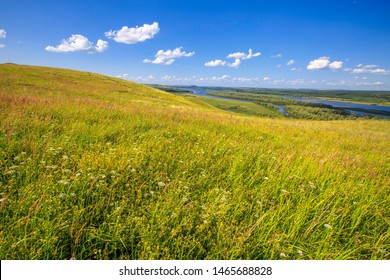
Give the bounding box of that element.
[0,64,389,260]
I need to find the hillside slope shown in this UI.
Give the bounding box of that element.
[1,64,389,260]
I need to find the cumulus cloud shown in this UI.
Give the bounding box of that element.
[205,49,260,69]
[287,59,295,66]
[329,61,343,70]
[0,29,5,48]
[105,22,159,44]
[0,29,6,39]
[45,34,108,53]
[271,53,283,58]
[227,48,261,60]
[204,59,227,67]
[143,47,195,65]
[228,58,241,68]
[352,64,389,75]
[117,74,155,82]
[307,57,343,70]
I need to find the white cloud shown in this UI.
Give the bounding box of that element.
[307,57,343,70]
[329,61,343,70]
[205,49,260,69]
[228,59,241,68]
[45,34,108,53]
[307,57,331,70]
[263,77,270,81]
[116,73,155,82]
[227,51,246,60]
[105,22,159,44]
[204,59,227,67]
[287,59,295,66]
[271,53,283,58]
[0,29,5,48]
[143,47,195,65]
[352,64,389,74]
[227,48,261,60]
[0,29,6,39]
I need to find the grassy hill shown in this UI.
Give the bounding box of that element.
[1,64,389,260]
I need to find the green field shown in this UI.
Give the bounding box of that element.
[1,64,389,260]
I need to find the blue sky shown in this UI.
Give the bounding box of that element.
[1,0,390,90]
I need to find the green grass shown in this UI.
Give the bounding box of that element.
[1,64,389,260]
[184,95,282,118]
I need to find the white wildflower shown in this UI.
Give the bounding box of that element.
[324,224,332,229]
[158,182,166,187]
[280,253,286,258]
[297,250,303,256]
[264,177,269,180]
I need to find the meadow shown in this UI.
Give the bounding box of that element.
[0,64,389,260]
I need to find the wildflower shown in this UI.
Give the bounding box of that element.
[264,177,269,180]
[280,253,286,258]
[158,182,166,187]
[324,224,332,229]
[131,168,136,173]
[297,250,303,256]
[62,155,69,160]
[58,180,69,185]
[0,198,5,203]
[150,191,154,195]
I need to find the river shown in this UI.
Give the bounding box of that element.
[181,87,390,119]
